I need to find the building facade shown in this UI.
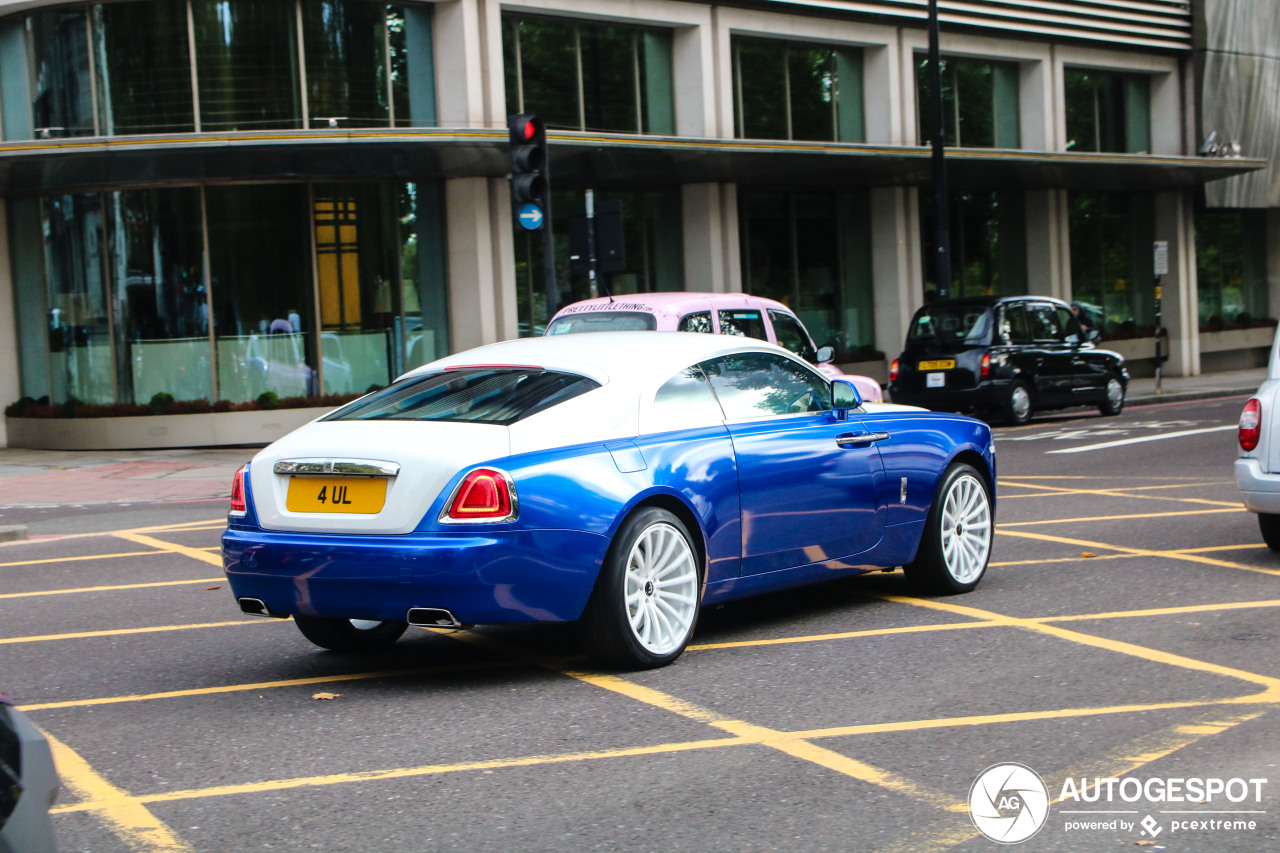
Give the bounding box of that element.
[0,0,1272,446]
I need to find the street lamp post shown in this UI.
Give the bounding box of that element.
[928,0,951,301]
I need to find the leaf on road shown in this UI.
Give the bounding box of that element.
[205,585,221,590]
[1081,552,1097,558]
[312,692,341,700]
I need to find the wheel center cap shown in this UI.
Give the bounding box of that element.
[644,580,655,597]
[956,524,964,536]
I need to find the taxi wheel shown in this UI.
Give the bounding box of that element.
[1002,381,1033,426]
[293,615,408,653]
[577,507,701,670]
[1098,374,1125,416]
[1259,514,1280,551]
[905,463,993,595]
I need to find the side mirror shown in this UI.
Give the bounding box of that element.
[816,345,834,364]
[832,379,862,416]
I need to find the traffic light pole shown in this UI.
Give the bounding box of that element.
[928,0,951,302]
[541,181,558,318]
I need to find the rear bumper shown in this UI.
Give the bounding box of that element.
[1235,458,1280,514]
[889,382,1003,412]
[222,525,611,624]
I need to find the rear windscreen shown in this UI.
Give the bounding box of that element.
[324,368,600,426]
[544,311,658,334]
[907,306,993,344]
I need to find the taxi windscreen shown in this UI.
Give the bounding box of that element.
[545,311,657,335]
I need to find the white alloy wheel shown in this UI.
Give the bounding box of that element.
[939,473,992,584]
[1106,377,1123,409]
[623,522,700,655]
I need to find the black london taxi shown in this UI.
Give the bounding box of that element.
[888,295,1129,425]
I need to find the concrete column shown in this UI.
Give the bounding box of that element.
[0,200,16,447]
[869,186,922,359]
[1020,50,1053,151]
[1025,189,1069,300]
[445,178,517,351]
[1154,190,1199,376]
[672,11,717,137]
[682,183,740,292]
[434,0,488,128]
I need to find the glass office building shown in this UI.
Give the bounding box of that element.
[0,0,1269,445]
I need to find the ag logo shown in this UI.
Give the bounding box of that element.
[969,763,1050,843]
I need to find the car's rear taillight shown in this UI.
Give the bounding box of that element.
[1239,398,1262,451]
[442,468,517,523]
[980,352,991,378]
[889,358,900,383]
[230,465,247,514]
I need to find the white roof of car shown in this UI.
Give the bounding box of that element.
[407,331,797,387]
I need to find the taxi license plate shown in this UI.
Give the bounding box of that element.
[918,359,955,370]
[286,477,387,514]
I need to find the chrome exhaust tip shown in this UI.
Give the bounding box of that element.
[405,607,462,628]
[238,597,288,618]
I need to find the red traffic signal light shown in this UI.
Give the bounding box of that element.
[508,114,549,218]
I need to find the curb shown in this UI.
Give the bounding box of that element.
[1127,388,1257,407]
[0,524,28,542]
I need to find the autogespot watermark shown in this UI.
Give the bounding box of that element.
[969,764,1269,844]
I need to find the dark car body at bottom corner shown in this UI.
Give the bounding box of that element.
[888,295,1129,423]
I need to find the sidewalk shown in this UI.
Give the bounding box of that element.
[0,367,1267,516]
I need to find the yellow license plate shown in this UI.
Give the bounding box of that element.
[918,359,955,371]
[286,477,387,514]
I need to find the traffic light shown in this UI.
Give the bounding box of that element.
[508,114,548,231]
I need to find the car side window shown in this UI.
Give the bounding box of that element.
[717,310,768,341]
[650,365,724,432]
[700,352,831,420]
[1028,304,1065,342]
[1056,306,1083,342]
[677,311,713,334]
[768,311,817,362]
[1001,305,1031,344]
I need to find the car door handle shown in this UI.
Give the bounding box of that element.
[836,432,890,447]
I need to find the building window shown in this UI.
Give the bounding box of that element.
[11,1,431,138]
[1064,68,1150,153]
[1197,210,1268,329]
[502,14,674,134]
[739,190,876,362]
[916,56,1020,148]
[732,38,864,142]
[9,181,447,406]
[1068,192,1155,337]
[920,192,1027,299]
[514,188,684,334]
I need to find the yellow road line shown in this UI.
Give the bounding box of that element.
[1041,599,1280,623]
[880,594,1280,696]
[0,518,223,547]
[113,531,223,567]
[871,708,1266,853]
[52,736,746,813]
[999,507,1242,527]
[0,578,225,600]
[20,660,516,712]
[997,528,1280,579]
[0,550,161,569]
[1172,543,1268,554]
[0,620,264,645]
[44,728,194,851]
[689,620,995,651]
[990,554,1139,567]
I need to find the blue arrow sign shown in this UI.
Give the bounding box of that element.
[517,203,545,231]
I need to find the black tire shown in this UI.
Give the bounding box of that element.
[293,615,408,653]
[577,507,702,670]
[904,463,993,595]
[1259,514,1280,551]
[1002,380,1033,426]
[1098,373,1125,416]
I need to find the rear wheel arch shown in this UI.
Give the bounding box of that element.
[619,492,709,585]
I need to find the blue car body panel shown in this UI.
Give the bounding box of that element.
[223,411,994,625]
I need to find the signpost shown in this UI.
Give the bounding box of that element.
[1153,240,1169,394]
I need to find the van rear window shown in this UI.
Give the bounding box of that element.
[324,368,600,425]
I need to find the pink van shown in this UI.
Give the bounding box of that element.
[545,292,883,403]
